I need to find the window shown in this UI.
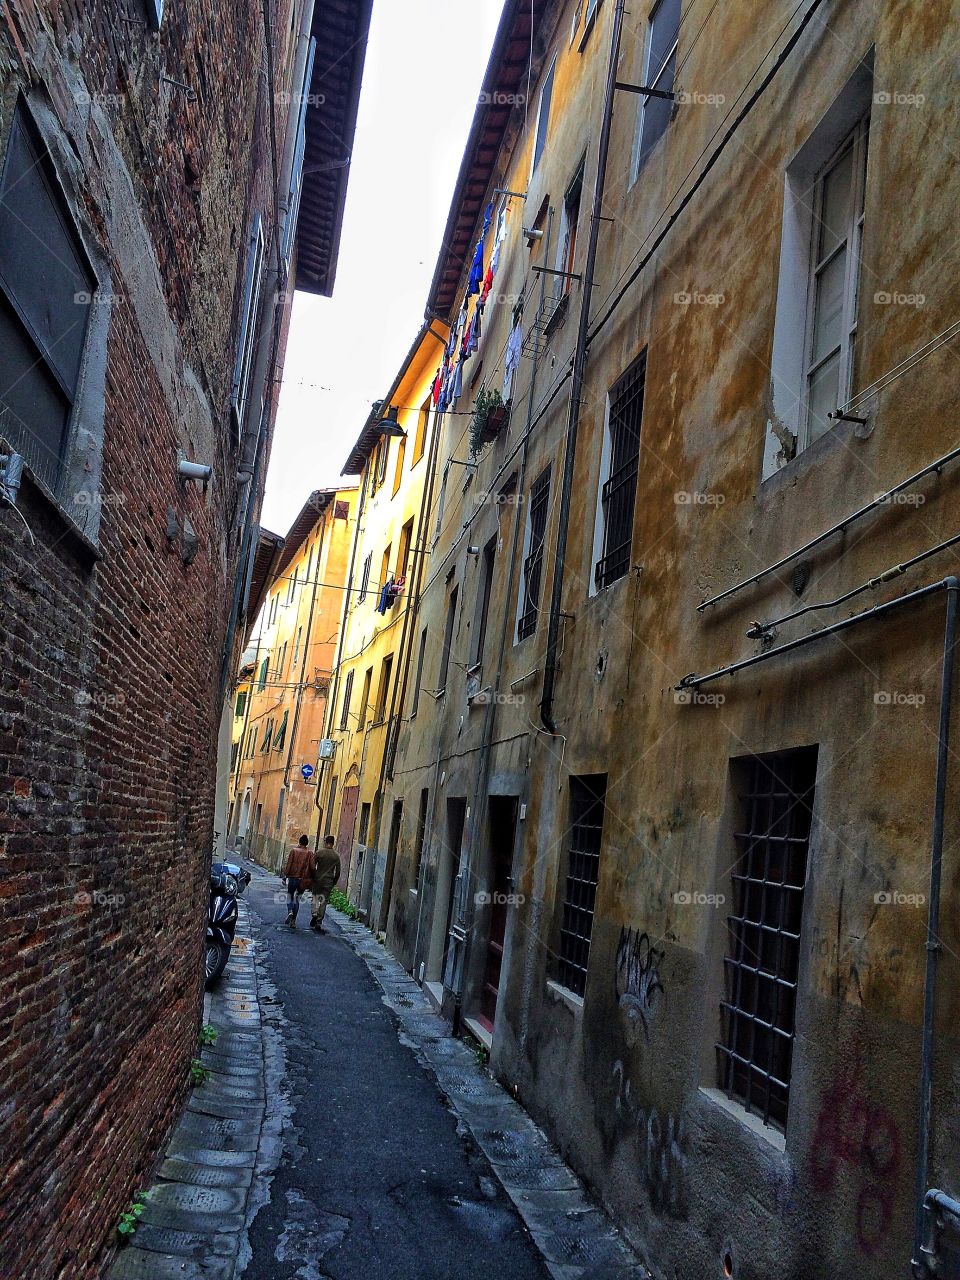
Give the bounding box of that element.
[438,587,458,692]
[531,58,556,176]
[257,658,269,691]
[803,120,868,446]
[0,105,95,492]
[231,213,265,435]
[433,463,449,543]
[410,628,427,717]
[595,352,645,590]
[360,667,373,728]
[556,775,607,997]
[518,467,551,640]
[413,396,431,465]
[292,626,303,669]
[717,748,817,1131]
[286,568,297,603]
[763,57,873,478]
[246,726,258,757]
[371,437,390,493]
[470,538,496,668]
[631,0,681,180]
[281,38,317,265]
[146,0,164,29]
[261,719,273,752]
[230,741,239,771]
[392,433,406,495]
[268,594,278,625]
[278,641,288,677]
[235,690,247,718]
[274,709,288,751]
[358,802,371,845]
[380,545,392,595]
[414,788,429,884]
[275,787,285,830]
[374,655,393,723]
[556,161,584,298]
[359,552,372,603]
[339,670,354,730]
[397,518,414,581]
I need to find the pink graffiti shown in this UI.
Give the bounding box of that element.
[809,1065,900,1255]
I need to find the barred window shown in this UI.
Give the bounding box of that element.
[717,747,817,1130]
[339,670,354,730]
[595,353,644,590]
[518,466,550,640]
[556,774,607,997]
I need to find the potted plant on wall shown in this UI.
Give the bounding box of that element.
[470,387,509,454]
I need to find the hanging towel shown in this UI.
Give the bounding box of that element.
[468,239,484,296]
[503,319,522,401]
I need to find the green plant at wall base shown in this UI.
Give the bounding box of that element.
[199,1023,218,1047]
[469,387,508,455]
[116,1193,147,1244]
[190,1058,210,1086]
[329,888,360,919]
[462,1032,490,1069]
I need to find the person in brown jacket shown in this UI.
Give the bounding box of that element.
[283,835,314,927]
[310,834,342,933]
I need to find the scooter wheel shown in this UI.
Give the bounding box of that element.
[204,941,230,987]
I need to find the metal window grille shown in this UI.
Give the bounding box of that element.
[556,774,607,996]
[717,747,817,1130]
[339,670,354,730]
[596,354,645,590]
[518,467,551,640]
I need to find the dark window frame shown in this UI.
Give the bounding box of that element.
[555,774,607,997]
[518,467,551,640]
[596,352,645,590]
[339,669,354,730]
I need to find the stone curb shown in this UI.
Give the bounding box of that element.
[331,910,650,1280]
[107,901,266,1280]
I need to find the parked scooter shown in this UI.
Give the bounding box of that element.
[205,866,239,987]
[212,861,251,895]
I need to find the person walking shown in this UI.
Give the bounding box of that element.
[310,835,342,933]
[283,835,314,927]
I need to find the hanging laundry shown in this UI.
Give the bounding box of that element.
[467,309,481,354]
[480,265,494,306]
[452,360,463,403]
[467,238,484,296]
[482,202,493,240]
[433,367,442,406]
[376,579,392,615]
[503,318,522,401]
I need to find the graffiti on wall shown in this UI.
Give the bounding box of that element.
[809,1062,901,1255]
[612,1060,689,1219]
[614,927,665,1045]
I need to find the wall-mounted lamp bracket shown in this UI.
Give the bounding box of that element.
[827,410,869,426]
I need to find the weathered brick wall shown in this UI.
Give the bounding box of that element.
[0,0,294,1274]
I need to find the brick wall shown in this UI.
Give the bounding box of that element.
[0,0,295,1274]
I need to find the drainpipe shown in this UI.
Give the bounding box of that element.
[539,0,626,734]
[913,577,959,1275]
[454,206,555,1008]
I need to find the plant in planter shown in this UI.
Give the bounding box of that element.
[470,387,509,454]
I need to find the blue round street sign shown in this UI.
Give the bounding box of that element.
[300,764,315,781]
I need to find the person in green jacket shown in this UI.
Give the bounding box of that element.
[310,835,342,933]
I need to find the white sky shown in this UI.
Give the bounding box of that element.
[261,0,508,533]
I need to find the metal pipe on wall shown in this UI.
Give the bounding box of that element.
[540,0,627,734]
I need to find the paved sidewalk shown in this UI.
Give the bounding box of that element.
[108,899,268,1280]
[332,913,647,1280]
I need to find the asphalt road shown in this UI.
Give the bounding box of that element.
[239,862,549,1280]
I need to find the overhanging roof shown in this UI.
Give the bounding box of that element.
[246,527,285,634]
[295,0,374,296]
[274,488,340,578]
[426,0,548,319]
